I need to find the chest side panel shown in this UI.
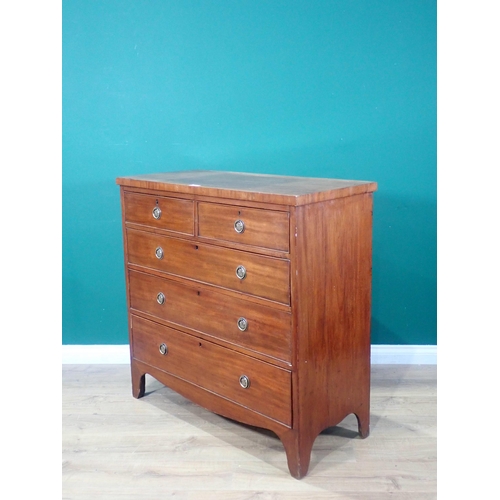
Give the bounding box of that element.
[293,193,374,436]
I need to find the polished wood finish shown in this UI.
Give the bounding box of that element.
[128,269,292,363]
[63,364,437,498]
[287,194,374,477]
[117,170,377,205]
[117,170,377,479]
[126,229,291,304]
[198,202,290,251]
[131,316,292,426]
[123,191,194,235]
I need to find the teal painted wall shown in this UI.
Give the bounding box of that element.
[63,0,436,345]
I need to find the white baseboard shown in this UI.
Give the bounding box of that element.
[370,344,436,364]
[62,344,436,365]
[62,345,130,364]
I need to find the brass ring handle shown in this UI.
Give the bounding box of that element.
[156,292,165,305]
[152,206,162,220]
[234,219,245,233]
[239,375,250,389]
[237,317,248,331]
[159,343,168,355]
[235,265,246,280]
[155,246,164,260]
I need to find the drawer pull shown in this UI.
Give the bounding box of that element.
[239,375,250,389]
[235,265,247,280]
[159,343,168,355]
[155,246,164,259]
[152,206,162,220]
[237,317,248,331]
[234,219,245,233]
[156,292,165,305]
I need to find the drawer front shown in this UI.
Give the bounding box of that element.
[129,270,292,362]
[198,202,289,252]
[124,192,194,235]
[132,316,292,426]
[127,229,290,304]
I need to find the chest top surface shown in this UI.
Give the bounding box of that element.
[116,170,377,206]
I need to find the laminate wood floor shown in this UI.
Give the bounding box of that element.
[62,364,436,499]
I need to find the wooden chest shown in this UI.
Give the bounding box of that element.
[116,170,377,478]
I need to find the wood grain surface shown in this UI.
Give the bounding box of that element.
[62,364,436,499]
[116,170,377,206]
[117,171,377,479]
[126,229,291,304]
[124,191,195,235]
[128,269,292,363]
[198,202,290,251]
[131,316,292,426]
[287,193,374,477]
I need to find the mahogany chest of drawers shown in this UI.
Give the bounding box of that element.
[116,170,377,478]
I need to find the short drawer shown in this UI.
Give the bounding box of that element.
[126,229,290,304]
[124,192,194,235]
[198,202,289,252]
[131,316,292,426]
[129,270,292,362]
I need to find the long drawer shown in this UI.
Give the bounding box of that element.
[126,229,290,304]
[128,270,292,363]
[131,316,292,426]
